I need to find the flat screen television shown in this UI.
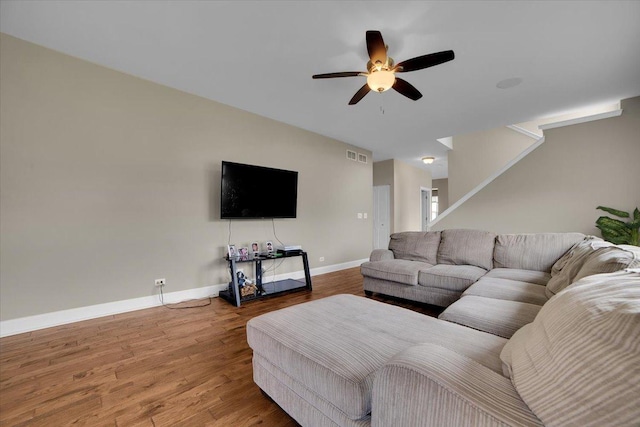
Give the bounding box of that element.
[220,161,298,219]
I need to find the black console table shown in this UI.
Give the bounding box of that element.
[219,251,312,307]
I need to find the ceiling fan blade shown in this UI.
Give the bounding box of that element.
[348,84,371,105]
[366,30,387,66]
[393,78,422,101]
[312,72,362,79]
[395,50,455,73]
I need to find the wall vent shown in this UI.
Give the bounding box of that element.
[358,153,368,164]
[346,150,357,161]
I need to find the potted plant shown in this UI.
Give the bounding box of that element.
[595,206,640,246]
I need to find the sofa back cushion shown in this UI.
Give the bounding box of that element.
[437,229,496,270]
[546,239,638,298]
[573,244,640,283]
[493,233,585,272]
[500,270,640,426]
[388,231,440,265]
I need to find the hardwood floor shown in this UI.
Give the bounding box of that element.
[0,267,442,426]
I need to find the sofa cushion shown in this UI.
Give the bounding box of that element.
[418,264,487,292]
[439,296,541,338]
[369,248,394,262]
[573,244,640,283]
[388,231,440,264]
[500,270,640,426]
[483,268,551,286]
[437,229,496,270]
[546,237,611,297]
[549,236,604,276]
[361,259,432,286]
[247,294,508,420]
[463,277,548,306]
[493,233,585,272]
[547,241,639,297]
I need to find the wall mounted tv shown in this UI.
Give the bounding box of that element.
[220,161,298,219]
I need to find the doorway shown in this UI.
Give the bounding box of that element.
[420,187,431,231]
[373,185,391,249]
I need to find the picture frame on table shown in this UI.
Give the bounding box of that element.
[227,244,237,257]
[266,241,274,253]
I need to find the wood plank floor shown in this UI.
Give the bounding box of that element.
[0,267,443,426]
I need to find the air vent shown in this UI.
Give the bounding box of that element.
[358,153,368,164]
[346,150,357,161]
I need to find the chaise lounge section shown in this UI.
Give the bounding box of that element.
[247,230,640,426]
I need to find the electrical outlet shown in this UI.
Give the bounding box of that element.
[155,278,166,287]
[319,257,325,262]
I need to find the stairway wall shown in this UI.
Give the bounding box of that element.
[431,96,640,234]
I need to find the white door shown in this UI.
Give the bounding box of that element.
[373,185,391,249]
[420,188,431,231]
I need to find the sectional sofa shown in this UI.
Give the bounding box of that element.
[247,230,640,426]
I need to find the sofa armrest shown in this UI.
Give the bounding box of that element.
[372,344,542,427]
[370,249,394,262]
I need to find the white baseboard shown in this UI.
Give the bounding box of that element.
[0,259,367,338]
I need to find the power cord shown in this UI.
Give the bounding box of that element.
[271,218,285,246]
[158,286,212,309]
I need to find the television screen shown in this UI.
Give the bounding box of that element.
[220,161,298,219]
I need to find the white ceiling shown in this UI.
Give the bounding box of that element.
[2,1,639,179]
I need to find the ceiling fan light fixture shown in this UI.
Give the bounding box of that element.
[367,70,395,92]
[422,156,435,164]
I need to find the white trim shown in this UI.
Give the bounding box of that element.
[428,135,546,229]
[436,136,453,150]
[539,109,623,131]
[506,124,542,139]
[0,259,368,337]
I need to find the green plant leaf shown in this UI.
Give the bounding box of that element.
[596,226,630,238]
[626,219,640,229]
[595,206,639,246]
[596,206,630,218]
[596,216,629,232]
[596,216,632,244]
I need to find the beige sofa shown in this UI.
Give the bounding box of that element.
[247,231,640,426]
[361,229,585,309]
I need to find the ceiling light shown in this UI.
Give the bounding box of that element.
[422,157,435,164]
[367,70,395,92]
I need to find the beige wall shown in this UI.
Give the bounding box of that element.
[432,178,449,213]
[0,34,373,321]
[448,127,537,204]
[394,160,432,232]
[373,159,431,233]
[432,96,640,234]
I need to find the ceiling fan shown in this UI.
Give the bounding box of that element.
[312,31,454,105]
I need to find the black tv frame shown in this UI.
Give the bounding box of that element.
[220,161,298,219]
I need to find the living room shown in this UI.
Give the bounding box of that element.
[1,1,639,426]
